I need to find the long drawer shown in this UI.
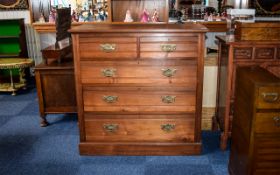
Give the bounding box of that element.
[255,113,280,133]
[140,36,198,59]
[79,37,137,59]
[84,118,195,142]
[80,60,197,89]
[83,87,196,113]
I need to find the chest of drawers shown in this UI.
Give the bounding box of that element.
[70,24,207,155]
[229,67,280,175]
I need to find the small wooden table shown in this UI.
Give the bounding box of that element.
[0,58,34,95]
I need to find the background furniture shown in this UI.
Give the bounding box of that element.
[70,23,207,155]
[215,35,280,150]
[0,19,28,58]
[229,66,280,175]
[0,18,31,95]
[35,61,76,127]
[0,58,33,95]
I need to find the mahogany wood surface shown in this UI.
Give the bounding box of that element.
[70,23,207,155]
[229,66,280,175]
[35,61,77,127]
[214,36,280,150]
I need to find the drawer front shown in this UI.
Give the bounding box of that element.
[79,37,137,59]
[83,87,196,113]
[80,60,197,89]
[233,48,252,59]
[84,118,195,142]
[257,87,280,109]
[255,113,280,133]
[140,36,198,59]
[255,47,275,59]
[253,135,280,174]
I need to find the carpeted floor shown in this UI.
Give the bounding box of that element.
[0,85,229,175]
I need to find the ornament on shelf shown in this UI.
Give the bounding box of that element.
[48,6,56,23]
[38,13,46,23]
[71,10,78,22]
[140,8,150,23]
[151,9,159,22]
[124,10,134,22]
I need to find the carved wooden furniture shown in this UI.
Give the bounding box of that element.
[0,58,33,95]
[215,35,280,150]
[70,24,207,155]
[229,66,280,175]
[35,61,76,127]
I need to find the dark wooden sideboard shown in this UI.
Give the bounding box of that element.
[35,61,76,127]
[70,24,207,155]
[229,67,280,175]
[215,36,280,150]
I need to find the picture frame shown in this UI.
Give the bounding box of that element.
[0,0,29,10]
[250,0,280,17]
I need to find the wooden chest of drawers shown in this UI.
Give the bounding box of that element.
[229,67,280,175]
[70,24,207,155]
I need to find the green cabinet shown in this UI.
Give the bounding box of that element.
[0,19,28,58]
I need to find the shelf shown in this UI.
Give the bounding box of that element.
[0,53,20,58]
[33,21,227,33]
[0,36,20,39]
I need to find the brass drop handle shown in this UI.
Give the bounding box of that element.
[273,116,280,127]
[162,68,177,77]
[160,44,176,52]
[100,43,116,52]
[102,68,116,77]
[103,95,118,103]
[103,124,119,132]
[161,124,176,132]
[262,92,279,103]
[162,96,176,104]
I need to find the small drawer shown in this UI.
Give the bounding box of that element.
[140,36,198,59]
[84,118,195,142]
[234,48,252,59]
[257,87,280,109]
[255,47,275,59]
[83,87,196,113]
[79,37,137,59]
[255,113,280,133]
[80,60,197,89]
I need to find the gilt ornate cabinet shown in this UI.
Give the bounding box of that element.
[70,24,207,155]
[229,67,280,175]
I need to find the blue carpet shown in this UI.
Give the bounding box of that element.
[0,86,229,175]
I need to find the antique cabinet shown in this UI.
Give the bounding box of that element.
[70,24,207,155]
[215,36,280,150]
[35,61,76,127]
[229,66,280,175]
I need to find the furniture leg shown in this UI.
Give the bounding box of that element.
[19,68,27,89]
[220,132,228,150]
[40,114,49,127]
[9,69,16,96]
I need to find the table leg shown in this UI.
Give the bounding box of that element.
[19,68,27,90]
[9,69,16,96]
[40,114,49,127]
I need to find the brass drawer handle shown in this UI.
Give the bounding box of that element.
[273,116,280,127]
[262,92,279,103]
[103,95,118,103]
[100,43,116,52]
[160,44,176,52]
[161,124,176,132]
[162,68,177,77]
[103,124,119,132]
[102,68,116,77]
[162,96,176,104]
